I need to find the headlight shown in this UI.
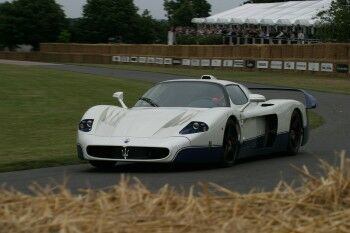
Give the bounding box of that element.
[180,121,209,135]
[79,119,94,132]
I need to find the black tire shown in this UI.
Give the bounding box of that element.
[221,118,240,167]
[287,110,303,156]
[89,160,117,169]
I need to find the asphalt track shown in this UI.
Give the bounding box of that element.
[0,63,349,193]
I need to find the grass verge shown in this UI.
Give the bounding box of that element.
[0,153,349,232]
[308,111,324,129]
[0,64,324,172]
[96,64,350,95]
[0,64,151,172]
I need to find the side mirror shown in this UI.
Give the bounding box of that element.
[249,94,266,103]
[113,91,128,109]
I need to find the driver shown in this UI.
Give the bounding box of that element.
[211,95,226,107]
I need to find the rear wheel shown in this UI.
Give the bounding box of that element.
[287,110,303,156]
[89,160,117,169]
[221,118,240,167]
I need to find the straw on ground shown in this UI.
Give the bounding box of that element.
[0,152,349,233]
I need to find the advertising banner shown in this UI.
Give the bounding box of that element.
[138,57,147,63]
[284,61,295,70]
[130,57,138,63]
[223,60,233,67]
[211,59,222,67]
[270,61,282,69]
[336,64,349,73]
[191,59,200,66]
[245,60,256,68]
[121,56,130,63]
[147,57,155,64]
[296,62,307,70]
[308,62,320,71]
[155,58,164,65]
[201,59,211,67]
[112,56,121,62]
[321,63,333,72]
[233,60,244,68]
[182,59,191,66]
[173,59,182,65]
[257,61,268,69]
[164,58,172,65]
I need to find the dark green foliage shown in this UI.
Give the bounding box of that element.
[71,0,168,44]
[164,0,211,26]
[79,0,139,43]
[250,0,305,2]
[0,0,66,50]
[134,10,169,44]
[316,0,350,42]
[58,30,71,43]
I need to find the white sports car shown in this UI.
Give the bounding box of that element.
[77,75,317,168]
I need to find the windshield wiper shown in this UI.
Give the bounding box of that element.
[139,97,159,107]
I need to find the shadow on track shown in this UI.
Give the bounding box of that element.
[83,151,307,174]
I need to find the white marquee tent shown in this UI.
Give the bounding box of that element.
[192,0,332,26]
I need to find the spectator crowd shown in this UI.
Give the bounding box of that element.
[173,24,319,44]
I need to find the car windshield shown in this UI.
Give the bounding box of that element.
[134,81,229,108]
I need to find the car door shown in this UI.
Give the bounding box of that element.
[225,85,266,146]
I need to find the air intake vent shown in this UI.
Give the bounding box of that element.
[201,75,217,80]
[87,146,169,160]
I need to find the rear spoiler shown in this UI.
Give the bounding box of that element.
[248,87,317,109]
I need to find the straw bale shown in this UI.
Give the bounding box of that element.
[0,152,349,233]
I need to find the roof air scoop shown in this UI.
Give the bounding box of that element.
[201,75,217,80]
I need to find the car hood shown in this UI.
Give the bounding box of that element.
[93,107,203,138]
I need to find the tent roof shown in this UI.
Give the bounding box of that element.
[192,0,331,26]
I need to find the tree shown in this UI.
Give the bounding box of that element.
[133,10,168,43]
[164,0,211,26]
[58,30,71,43]
[0,0,66,50]
[316,0,350,42]
[250,0,305,3]
[79,0,140,43]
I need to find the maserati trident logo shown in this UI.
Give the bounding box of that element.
[122,147,129,159]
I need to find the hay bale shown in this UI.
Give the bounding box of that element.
[0,153,349,233]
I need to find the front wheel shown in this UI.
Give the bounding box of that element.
[89,160,117,169]
[221,118,240,167]
[287,110,303,156]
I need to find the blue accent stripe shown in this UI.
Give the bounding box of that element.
[173,132,291,163]
[239,132,289,157]
[174,146,223,163]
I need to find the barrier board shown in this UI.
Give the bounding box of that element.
[321,63,333,72]
[182,59,191,66]
[211,59,222,67]
[271,61,282,69]
[233,60,244,68]
[223,60,233,67]
[296,62,307,70]
[257,61,268,69]
[308,62,320,71]
[284,61,295,70]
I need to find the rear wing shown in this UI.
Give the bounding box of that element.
[248,87,317,109]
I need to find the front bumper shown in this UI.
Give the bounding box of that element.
[77,133,191,163]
